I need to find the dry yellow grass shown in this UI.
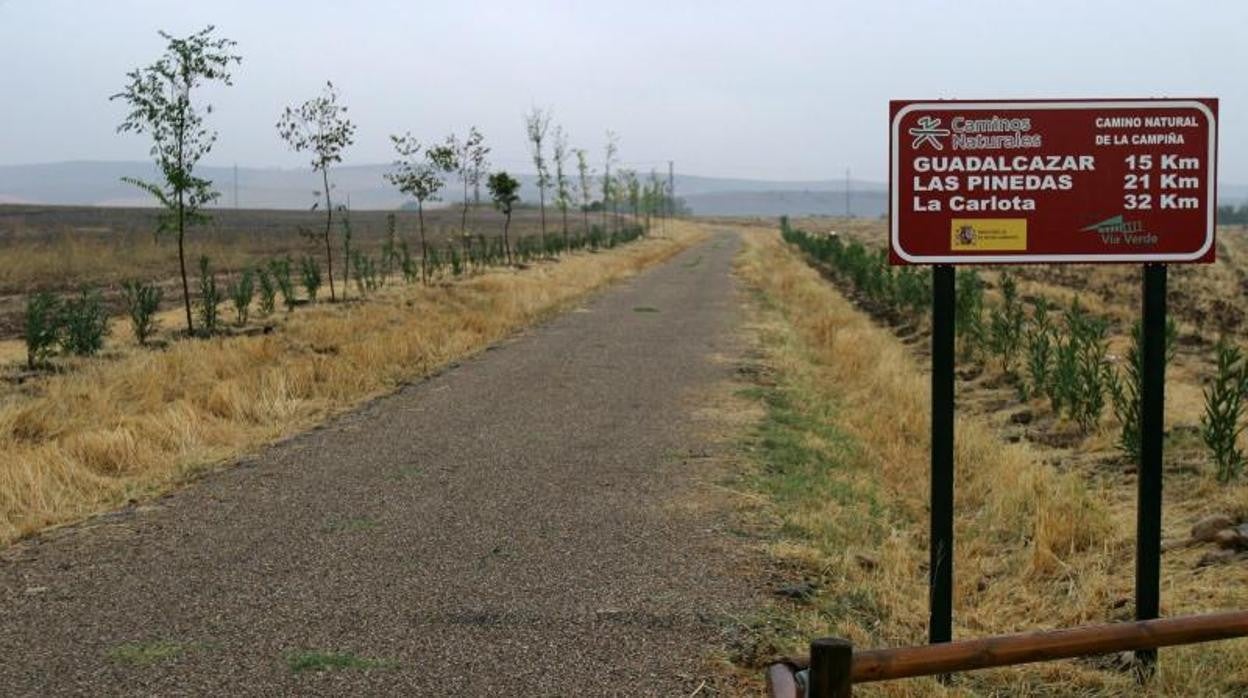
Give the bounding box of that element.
[733,228,1248,695]
[0,222,706,545]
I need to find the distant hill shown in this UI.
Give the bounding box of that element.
[1,161,1242,218]
[0,160,885,216]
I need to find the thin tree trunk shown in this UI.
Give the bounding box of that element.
[561,204,569,252]
[461,178,470,272]
[178,197,193,335]
[175,106,194,335]
[503,210,513,266]
[342,224,350,300]
[418,202,428,284]
[536,183,546,257]
[322,168,336,302]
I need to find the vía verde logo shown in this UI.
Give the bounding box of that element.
[1082,215,1157,246]
[1081,215,1144,235]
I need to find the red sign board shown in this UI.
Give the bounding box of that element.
[890,99,1218,264]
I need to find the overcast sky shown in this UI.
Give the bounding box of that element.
[2,0,1246,181]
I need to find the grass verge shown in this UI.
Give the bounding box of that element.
[0,222,706,545]
[732,229,1248,695]
[107,640,186,665]
[286,649,394,673]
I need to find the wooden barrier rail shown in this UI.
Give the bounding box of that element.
[766,610,1248,698]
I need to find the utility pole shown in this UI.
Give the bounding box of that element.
[668,160,675,220]
[845,167,851,218]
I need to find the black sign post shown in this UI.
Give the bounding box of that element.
[1135,263,1168,670]
[930,265,956,645]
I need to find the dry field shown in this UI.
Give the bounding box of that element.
[0,204,585,339]
[0,219,702,545]
[729,220,1248,695]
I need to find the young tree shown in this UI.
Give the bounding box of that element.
[575,148,594,237]
[276,81,356,302]
[447,127,489,240]
[525,108,552,241]
[623,169,641,222]
[112,26,241,335]
[487,172,521,266]
[552,125,572,250]
[602,130,618,233]
[646,169,662,234]
[385,133,446,284]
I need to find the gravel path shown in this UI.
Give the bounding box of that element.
[0,231,758,696]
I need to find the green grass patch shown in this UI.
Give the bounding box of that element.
[107,640,185,665]
[729,325,906,665]
[745,382,887,549]
[321,516,378,533]
[286,649,394,673]
[632,306,660,313]
[682,255,703,269]
[390,465,422,481]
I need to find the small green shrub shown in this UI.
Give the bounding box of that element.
[449,245,463,276]
[425,245,443,279]
[1022,298,1055,400]
[1108,320,1175,462]
[300,255,322,302]
[987,272,1025,373]
[399,240,418,284]
[269,257,296,311]
[382,213,399,282]
[121,279,162,346]
[256,266,276,316]
[24,291,61,369]
[227,268,255,326]
[197,256,221,335]
[60,287,111,356]
[1201,340,1248,483]
[340,211,353,300]
[1072,313,1110,432]
[1047,299,1110,431]
[955,269,985,361]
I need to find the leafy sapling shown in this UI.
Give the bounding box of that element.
[269,257,296,310]
[525,108,552,241]
[197,256,221,335]
[300,256,322,302]
[112,26,241,335]
[256,266,276,316]
[988,272,1026,374]
[277,81,356,302]
[1201,340,1248,483]
[121,279,163,345]
[24,292,62,369]
[227,268,255,326]
[386,134,450,284]
[553,124,572,250]
[575,148,594,240]
[60,287,111,356]
[487,171,521,266]
[1023,298,1055,400]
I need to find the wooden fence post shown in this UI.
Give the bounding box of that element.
[810,638,853,698]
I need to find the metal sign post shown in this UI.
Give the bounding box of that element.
[889,98,1217,663]
[1136,263,1168,669]
[930,265,955,645]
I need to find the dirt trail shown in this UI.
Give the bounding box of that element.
[0,231,759,696]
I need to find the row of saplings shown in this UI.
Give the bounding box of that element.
[24,211,643,371]
[781,219,1248,485]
